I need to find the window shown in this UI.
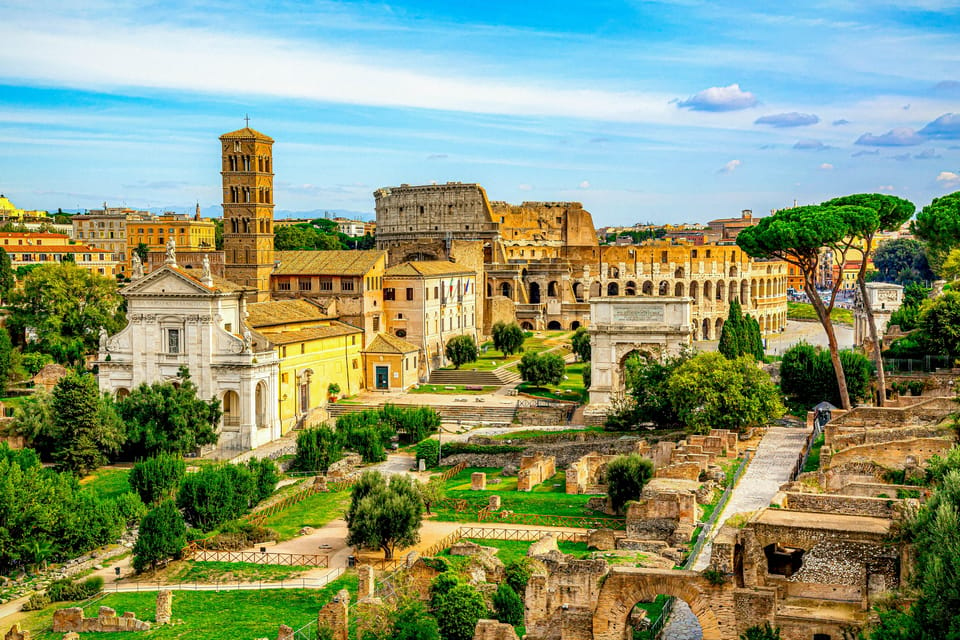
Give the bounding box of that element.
[434,286,439,299]
[319,278,333,291]
[341,279,354,291]
[384,288,396,301]
[692,249,698,258]
[372,315,380,331]
[282,373,289,383]
[301,344,305,354]
[167,329,181,354]
[406,288,414,301]
[706,249,712,258]
[299,279,312,291]
[278,281,291,291]
[397,313,404,320]
[351,336,356,345]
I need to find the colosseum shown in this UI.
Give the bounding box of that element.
[375,182,787,340]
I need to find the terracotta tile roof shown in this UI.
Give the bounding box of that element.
[246,299,330,328]
[170,267,246,293]
[364,332,420,354]
[257,321,361,345]
[219,127,274,142]
[384,261,475,277]
[274,250,386,276]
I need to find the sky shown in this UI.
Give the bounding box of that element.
[1,0,959,225]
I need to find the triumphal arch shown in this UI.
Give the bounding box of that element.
[585,296,692,421]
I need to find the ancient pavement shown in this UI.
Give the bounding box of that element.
[660,425,811,639]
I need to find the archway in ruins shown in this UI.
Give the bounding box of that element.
[592,567,729,640]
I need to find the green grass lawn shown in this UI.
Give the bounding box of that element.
[441,538,591,566]
[516,361,587,403]
[20,574,358,640]
[440,331,570,372]
[787,301,854,326]
[803,433,825,473]
[170,561,311,583]
[79,467,132,500]
[259,490,351,540]
[432,467,604,523]
[408,384,498,394]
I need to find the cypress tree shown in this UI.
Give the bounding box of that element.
[718,299,745,359]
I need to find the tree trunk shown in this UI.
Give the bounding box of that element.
[805,282,852,409]
[383,544,393,560]
[857,275,887,407]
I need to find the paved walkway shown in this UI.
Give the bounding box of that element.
[660,426,811,639]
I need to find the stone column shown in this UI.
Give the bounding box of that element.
[155,590,172,625]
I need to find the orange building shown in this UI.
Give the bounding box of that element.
[0,232,120,278]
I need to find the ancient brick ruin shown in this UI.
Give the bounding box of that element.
[316,589,350,640]
[473,619,520,640]
[4,624,29,640]
[517,452,556,491]
[52,606,151,633]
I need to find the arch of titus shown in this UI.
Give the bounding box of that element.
[586,296,692,420]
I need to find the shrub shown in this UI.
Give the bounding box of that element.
[605,454,655,514]
[22,593,50,611]
[436,583,487,640]
[415,438,440,465]
[46,576,103,602]
[505,558,535,596]
[440,443,523,455]
[429,572,460,610]
[292,425,343,473]
[128,453,186,505]
[492,582,524,625]
[132,499,186,573]
[445,335,479,369]
[177,464,257,530]
[702,567,728,586]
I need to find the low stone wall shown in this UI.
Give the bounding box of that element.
[783,581,861,602]
[445,436,650,468]
[317,589,349,640]
[782,492,900,519]
[473,620,519,640]
[53,607,151,633]
[517,453,556,491]
[831,424,953,451]
[838,482,922,498]
[515,407,568,426]
[827,437,954,470]
[654,461,701,481]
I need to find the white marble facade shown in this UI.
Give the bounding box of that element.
[97,265,280,451]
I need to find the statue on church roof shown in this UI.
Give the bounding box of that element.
[131,253,144,279]
[165,237,177,266]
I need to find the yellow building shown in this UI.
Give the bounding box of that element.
[0,195,47,220]
[0,232,120,278]
[126,212,217,274]
[246,299,364,434]
[363,333,420,392]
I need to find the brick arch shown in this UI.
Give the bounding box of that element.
[592,568,730,640]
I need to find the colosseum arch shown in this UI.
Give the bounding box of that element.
[529,282,542,304]
[715,317,724,336]
[702,318,711,340]
[625,281,637,295]
[658,280,669,296]
[592,567,731,640]
[573,282,585,302]
[591,281,602,298]
[740,280,749,304]
[729,265,738,277]
[547,280,560,298]
[674,282,684,296]
[500,282,513,298]
[704,280,713,300]
[717,280,726,301]
[486,282,493,297]
[642,280,654,295]
[690,280,699,304]
[675,266,685,278]
[728,280,737,302]
[609,266,620,279]
[607,282,620,296]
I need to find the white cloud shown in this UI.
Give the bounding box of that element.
[855,128,924,146]
[518,183,534,191]
[878,185,895,192]
[754,112,820,127]
[794,139,827,150]
[0,16,686,125]
[820,163,834,170]
[579,180,591,189]
[936,171,960,185]
[718,159,742,174]
[677,84,758,112]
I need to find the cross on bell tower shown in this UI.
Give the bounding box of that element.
[219,123,275,301]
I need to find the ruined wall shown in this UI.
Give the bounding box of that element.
[831,424,954,451]
[517,453,557,491]
[482,295,517,335]
[52,607,150,633]
[516,405,570,426]
[826,437,954,470]
[473,620,519,640]
[782,492,901,519]
[316,589,350,640]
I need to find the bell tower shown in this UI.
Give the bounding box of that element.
[220,123,275,301]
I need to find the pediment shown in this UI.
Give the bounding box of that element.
[122,267,213,297]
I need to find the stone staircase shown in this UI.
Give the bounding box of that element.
[427,367,521,386]
[327,402,517,427]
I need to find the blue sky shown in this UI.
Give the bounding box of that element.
[1,0,959,225]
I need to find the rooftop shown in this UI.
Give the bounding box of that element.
[246,299,330,328]
[364,332,419,354]
[274,250,386,276]
[257,322,361,345]
[219,127,274,142]
[385,260,475,277]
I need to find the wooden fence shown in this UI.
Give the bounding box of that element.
[438,461,468,482]
[476,510,626,530]
[180,539,329,567]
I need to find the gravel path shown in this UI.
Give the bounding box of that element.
[660,426,811,639]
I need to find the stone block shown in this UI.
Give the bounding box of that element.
[62,634,79,640]
[4,623,30,640]
[277,624,294,640]
[471,472,487,491]
[527,534,559,557]
[473,619,519,640]
[357,565,375,599]
[488,495,501,510]
[587,528,616,551]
